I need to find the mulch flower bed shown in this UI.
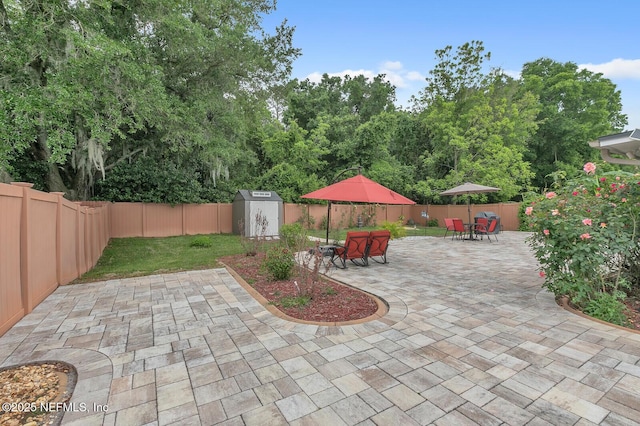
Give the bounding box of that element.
[0,361,76,426]
[219,252,380,322]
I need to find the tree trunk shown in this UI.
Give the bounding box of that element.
[34,127,69,194]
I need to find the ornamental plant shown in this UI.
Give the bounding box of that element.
[262,244,295,281]
[524,162,640,325]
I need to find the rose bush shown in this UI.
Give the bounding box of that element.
[524,162,640,326]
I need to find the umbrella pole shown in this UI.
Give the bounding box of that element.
[326,201,331,244]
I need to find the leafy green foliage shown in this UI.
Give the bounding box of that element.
[262,245,295,280]
[189,236,213,248]
[323,286,338,296]
[525,162,640,314]
[279,223,306,251]
[380,220,407,239]
[521,58,627,190]
[413,41,539,203]
[276,295,311,309]
[94,159,203,205]
[0,0,299,198]
[583,293,630,327]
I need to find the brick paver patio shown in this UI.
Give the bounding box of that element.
[1,232,640,425]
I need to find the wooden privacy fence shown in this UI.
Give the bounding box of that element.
[0,183,521,336]
[107,202,521,237]
[108,202,233,237]
[0,183,110,336]
[284,202,521,232]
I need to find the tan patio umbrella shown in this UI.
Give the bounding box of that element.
[439,182,500,225]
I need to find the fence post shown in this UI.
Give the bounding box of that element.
[11,183,33,313]
[84,206,92,273]
[76,204,82,277]
[52,192,65,285]
[142,203,147,237]
[181,204,186,235]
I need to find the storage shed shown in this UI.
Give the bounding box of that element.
[232,190,283,237]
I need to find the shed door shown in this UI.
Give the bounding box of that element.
[249,203,279,237]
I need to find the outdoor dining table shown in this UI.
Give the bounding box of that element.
[309,245,339,268]
[464,223,480,240]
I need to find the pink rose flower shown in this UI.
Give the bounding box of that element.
[599,177,606,182]
[551,209,559,216]
[582,218,592,226]
[539,271,546,278]
[580,233,591,240]
[543,229,550,235]
[572,191,579,196]
[600,222,607,228]
[525,206,533,216]
[583,162,596,175]
[622,198,627,203]
[545,192,556,199]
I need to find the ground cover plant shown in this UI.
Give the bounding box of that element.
[525,162,640,327]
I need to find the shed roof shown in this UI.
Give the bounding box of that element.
[234,190,282,202]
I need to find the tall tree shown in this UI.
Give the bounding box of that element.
[285,73,396,133]
[282,73,397,183]
[1,0,299,200]
[520,58,627,190]
[414,41,539,203]
[257,121,329,202]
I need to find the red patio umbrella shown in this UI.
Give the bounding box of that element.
[301,174,415,243]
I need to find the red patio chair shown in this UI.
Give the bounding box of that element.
[474,217,488,239]
[452,218,467,240]
[444,218,457,239]
[366,230,391,264]
[475,218,498,242]
[332,231,370,268]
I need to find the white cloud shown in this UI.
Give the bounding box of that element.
[381,61,403,71]
[304,61,424,90]
[503,69,521,79]
[406,71,426,81]
[579,58,640,79]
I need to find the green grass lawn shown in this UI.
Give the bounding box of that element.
[75,226,448,283]
[76,234,245,283]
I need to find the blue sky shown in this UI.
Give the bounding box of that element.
[262,0,640,131]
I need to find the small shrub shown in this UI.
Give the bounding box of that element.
[263,245,295,280]
[279,223,306,250]
[583,292,630,327]
[426,218,439,227]
[294,241,331,298]
[297,210,315,229]
[526,162,640,312]
[239,212,269,256]
[381,220,407,239]
[189,235,213,248]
